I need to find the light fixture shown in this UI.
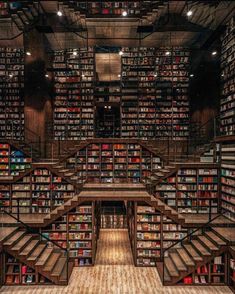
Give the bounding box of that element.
[119,50,123,56]
[73,51,77,56]
[9,74,13,78]
[118,74,121,78]
[154,73,157,77]
[165,51,170,56]
[221,73,224,77]
[190,74,194,77]
[57,10,62,16]
[187,10,193,17]
[45,74,49,78]
[82,74,85,77]
[212,51,217,56]
[26,51,31,56]
[122,11,127,17]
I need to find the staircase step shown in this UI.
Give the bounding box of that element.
[19,239,39,257]
[28,243,47,261]
[59,261,73,283]
[51,257,67,277]
[11,235,33,251]
[198,235,219,251]
[60,169,70,173]
[165,257,179,277]
[163,268,171,282]
[191,240,210,256]
[183,244,203,261]
[205,231,227,246]
[43,252,61,272]
[35,248,54,266]
[169,251,187,272]
[4,231,25,246]
[64,173,75,177]
[176,248,195,267]
[53,165,64,169]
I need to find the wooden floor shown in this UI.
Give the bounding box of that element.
[0,229,232,294]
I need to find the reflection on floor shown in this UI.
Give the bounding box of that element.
[0,229,232,294]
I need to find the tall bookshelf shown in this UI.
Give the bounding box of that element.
[0,48,24,140]
[134,202,187,266]
[53,48,95,140]
[42,202,97,267]
[221,16,235,136]
[64,142,162,183]
[220,141,235,221]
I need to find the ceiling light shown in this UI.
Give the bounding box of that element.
[82,74,85,77]
[154,74,157,77]
[73,51,77,56]
[26,51,31,56]
[119,50,124,56]
[212,51,217,56]
[190,74,194,77]
[165,51,170,56]
[122,11,127,17]
[221,73,224,77]
[57,10,62,16]
[45,74,49,78]
[9,74,13,78]
[187,10,193,17]
[118,74,121,78]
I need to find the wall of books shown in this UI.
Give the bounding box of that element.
[0,48,24,140]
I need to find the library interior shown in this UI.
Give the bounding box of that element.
[0,1,235,293]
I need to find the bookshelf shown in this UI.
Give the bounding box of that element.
[179,254,226,285]
[4,253,51,285]
[0,48,24,140]
[229,254,235,291]
[42,202,97,267]
[134,202,187,267]
[154,166,219,214]
[220,142,235,221]
[65,142,161,183]
[100,204,127,229]
[52,48,94,140]
[221,16,235,136]
[3,167,75,214]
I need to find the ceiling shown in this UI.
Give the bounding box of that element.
[0,1,234,50]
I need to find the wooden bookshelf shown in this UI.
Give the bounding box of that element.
[221,16,235,136]
[65,142,162,184]
[41,202,98,267]
[220,141,235,221]
[0,48,24,140]
[129,202,187,267]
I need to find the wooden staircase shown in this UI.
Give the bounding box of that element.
[2,228,73,285]
[159,229,228,285]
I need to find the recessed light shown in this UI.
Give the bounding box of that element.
[187,10,193,17]
[221,73,224,77]
[212,51,217,56]
[118,74,121,78]
[190,74,194,77]
[154,74,157,77]
[26,51,31,56]
[165,51,170,56]
[73,51,77,56]
[122,11,127,17]
[45,74,49,78]
[9,74,13,78]
[119,50,124,56]
[82,74,85,77]
[57,10,62,16]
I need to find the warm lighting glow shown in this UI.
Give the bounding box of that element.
[73,51,77,56]
[165,51,170,56]
[26,51,31,56]
[119,50,123,56]
[122,11,127,17]
[187,10,193,17]
[212,51,217,56]
[45,74,49,78]
[190,74,194,77]
[57,10,62,16]
[118,74,121,78]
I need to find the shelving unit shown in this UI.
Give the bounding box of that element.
[221,16,235,136]
[134,203,187,267]
[0,48,24,140]
[42,202,97,267]
[220,142,235,221]
[65,142,161,183]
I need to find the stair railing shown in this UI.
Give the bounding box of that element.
[162,211,227,285]
[0,208,70,284]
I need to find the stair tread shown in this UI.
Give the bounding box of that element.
[52,257,67,276]
[19,239,39,256]
[191,240,210,256]
[35,248,54,266]
[60,261,73,282]
[183,244,203,261]
[11,235,32,251]
[176,248,195,267]
[205,231,227,246]
[28,243,47,261]
[4,231,25,246]
[165,257,179,277]
[43,252,61,272]
[169,252,187,271]
[163,268,171,282]
[198,235,219,251]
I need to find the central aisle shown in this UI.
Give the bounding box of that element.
[0,229,232,294]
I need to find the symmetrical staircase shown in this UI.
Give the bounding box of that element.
[161,229,228,285]
[2,227,73,285]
